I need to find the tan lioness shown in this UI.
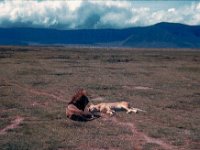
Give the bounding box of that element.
[88,101,145,116]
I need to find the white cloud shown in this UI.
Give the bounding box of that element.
[0,1,199,29]
[168,8,175,12]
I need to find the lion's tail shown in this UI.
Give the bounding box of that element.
[131,107,147,113]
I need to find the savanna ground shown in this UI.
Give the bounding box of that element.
[0,46,200,150]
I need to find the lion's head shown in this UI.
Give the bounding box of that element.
[68,89,89,111]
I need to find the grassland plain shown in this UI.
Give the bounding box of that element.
[0,46,200,150]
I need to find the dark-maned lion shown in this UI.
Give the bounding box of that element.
[66,89,99,121]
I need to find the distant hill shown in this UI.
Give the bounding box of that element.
[0,22,200,48]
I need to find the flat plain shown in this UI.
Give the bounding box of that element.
[0,46,200,150]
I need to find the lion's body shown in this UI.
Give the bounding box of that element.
[89,101,145,115]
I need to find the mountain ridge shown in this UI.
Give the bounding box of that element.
[0,22,200,48]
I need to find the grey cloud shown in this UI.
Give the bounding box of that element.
[0,1,199,29]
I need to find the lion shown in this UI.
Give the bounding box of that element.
[66,89,99,121]
[88,101,145,116]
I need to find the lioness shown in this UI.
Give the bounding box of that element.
[88,101,145,116]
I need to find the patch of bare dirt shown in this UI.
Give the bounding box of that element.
[31,101,49,107]
[123,85,153,90]
[134,86,153,90]
[0,116,24,135]
[91,96,106,102]
[2,78,66,102]
[102,116,176,150]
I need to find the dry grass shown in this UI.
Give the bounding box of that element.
[0,46,200,150]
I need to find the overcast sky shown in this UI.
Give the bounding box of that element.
[0,0,199,29]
